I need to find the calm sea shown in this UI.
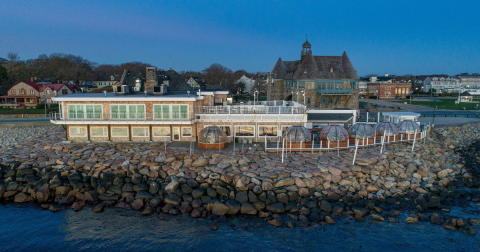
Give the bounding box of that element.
[0,203,478,252]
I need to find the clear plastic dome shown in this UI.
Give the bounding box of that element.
[373,122,399,136]
[397,121,421,134]
[283,125,311,143]
[320,125,349,141]
[348,123,374,139]
[199,126,228,144]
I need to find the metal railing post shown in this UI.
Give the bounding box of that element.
[412,129,417,151]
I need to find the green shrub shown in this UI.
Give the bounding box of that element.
[36,103,46,109]
[49,104,59,108]
[368,96,377,99]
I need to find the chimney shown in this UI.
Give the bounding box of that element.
[31,77,34,82]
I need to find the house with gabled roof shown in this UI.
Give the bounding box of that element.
[0,78,82,108]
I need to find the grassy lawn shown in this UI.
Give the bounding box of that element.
[0,108,59,115]
[392,98,480,110]
[359,101,368,106]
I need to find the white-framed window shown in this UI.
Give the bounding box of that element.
[205,125,231,136]
[30,89,35,95]
[46,89,51,95]
[152,127,170,137]
[67,104,103,119]
[132,127,149,137]
[69,126,87,137]
[182,127,192,137]
[110,104,145,119]
[235,125,255,137]
[258,126,278,137]
[153,104,188,119]
[90,127,108,137]
[111,127,129,137]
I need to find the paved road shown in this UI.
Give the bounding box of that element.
[0,117,50,123]
[362,98,436,112]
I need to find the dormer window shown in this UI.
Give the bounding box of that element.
[329,67,334,73]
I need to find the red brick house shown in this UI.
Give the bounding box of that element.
[366,82,412,99]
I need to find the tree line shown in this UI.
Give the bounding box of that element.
[0,53,265,95]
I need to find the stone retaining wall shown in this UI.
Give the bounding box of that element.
[0,123,479,232]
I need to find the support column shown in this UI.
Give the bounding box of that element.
[149,124,153,142]
[128,124,132,142]
[87,125,90,142]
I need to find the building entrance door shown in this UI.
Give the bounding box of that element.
[173,127,180,141]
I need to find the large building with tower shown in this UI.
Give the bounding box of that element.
[268,39,359,109]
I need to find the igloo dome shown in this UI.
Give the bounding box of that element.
[320,125,349,147]
[373,122,399,141]
[198,126,228,150]
[283,125,311,148]
[348,123,375,144]
[397,121,421,139]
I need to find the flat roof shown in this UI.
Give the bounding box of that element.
[52,92,203,102]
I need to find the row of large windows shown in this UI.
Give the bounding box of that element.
[66,104,189,119]
[69,125,297,139]
[69,126,192,138]
[207,125,293,138]
[285,81,357,90]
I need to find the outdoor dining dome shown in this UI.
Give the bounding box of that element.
[373,122,399,141]
[198,126,228,150]
[320,125,349,147]
[348,123,375,144]
[397,120,421,139]
[283,125,312,148]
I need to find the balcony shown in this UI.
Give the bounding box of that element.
[50,112,194,125]
[316,88,354,95]
[195,103,306,122]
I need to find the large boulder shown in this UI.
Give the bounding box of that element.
[36,184,50,202]
[192,158,208,167]
[212,202,229,216]
[165,180,179,194]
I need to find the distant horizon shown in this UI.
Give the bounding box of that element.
[1,0,479,76]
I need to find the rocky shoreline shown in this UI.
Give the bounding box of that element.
[1,124,480,234]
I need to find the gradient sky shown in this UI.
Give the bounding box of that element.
[1,0,479,76]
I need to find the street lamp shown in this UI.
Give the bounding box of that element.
[301,90,305,105]
[296,92,299,103]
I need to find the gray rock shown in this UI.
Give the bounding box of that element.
[135,191,153,200]
[131,199,144,210]
[165,180,179,194]
[131,174,143,184]
[236,191,248,203]
[212,202,229,216]
[149,182,160,194]
[240,202,257,215]
[226,199,241,214]
[164,194,181,206]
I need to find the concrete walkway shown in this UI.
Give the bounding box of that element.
[0,117,52,128]
[418,117,480,127]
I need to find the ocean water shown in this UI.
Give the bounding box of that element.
[0,204,479,252]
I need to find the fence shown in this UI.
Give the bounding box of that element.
[265,127,428,164]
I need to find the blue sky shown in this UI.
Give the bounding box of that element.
[1,0,479,76]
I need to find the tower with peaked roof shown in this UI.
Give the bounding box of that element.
[269,39,359,109]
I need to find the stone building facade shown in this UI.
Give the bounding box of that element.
[269,39,360,109]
